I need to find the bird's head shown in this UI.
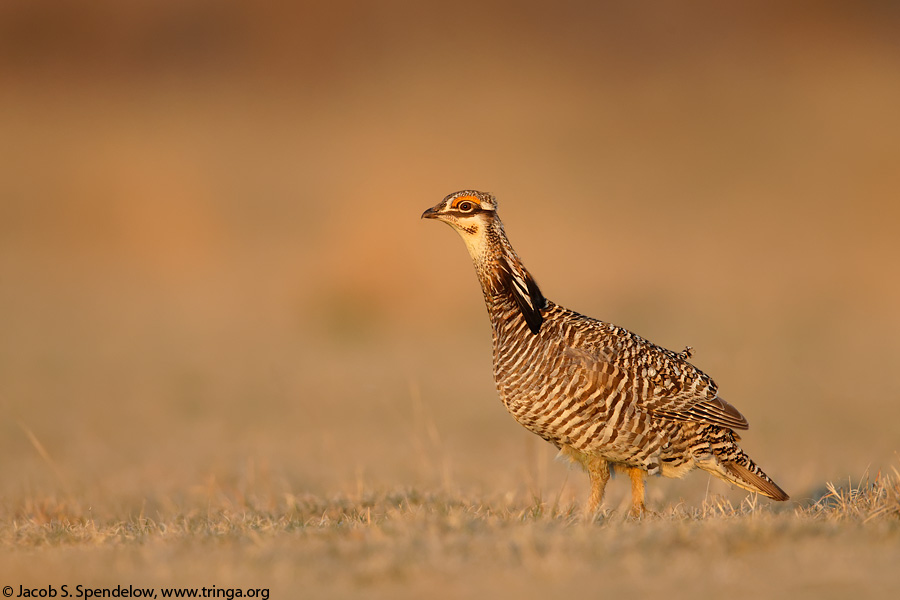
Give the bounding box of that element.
[421,190,499,261]
[422,189,545,333]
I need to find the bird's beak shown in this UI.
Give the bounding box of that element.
[421,206,440,219]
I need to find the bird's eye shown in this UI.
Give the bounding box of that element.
[457,201,474,212]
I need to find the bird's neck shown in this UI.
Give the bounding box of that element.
[469,223,546,335]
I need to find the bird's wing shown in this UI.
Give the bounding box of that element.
[649,394,749,431]
[562,336,750,431]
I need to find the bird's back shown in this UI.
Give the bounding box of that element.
[490,296,741,472]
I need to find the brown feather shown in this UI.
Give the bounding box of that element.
[724,461,790,501]
[651,395,749,430]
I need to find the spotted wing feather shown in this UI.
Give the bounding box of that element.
[563,320,749,431]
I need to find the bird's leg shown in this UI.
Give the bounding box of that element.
[585,457,610,518]
[627,467,646,517]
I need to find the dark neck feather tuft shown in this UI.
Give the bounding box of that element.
[496,258,546,334]
[476,221,546,334]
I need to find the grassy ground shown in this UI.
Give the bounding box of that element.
[2,472,899,599]
[2,2,900,599]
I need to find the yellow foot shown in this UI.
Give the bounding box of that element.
[626,466,647,518]
[585,456,610,516]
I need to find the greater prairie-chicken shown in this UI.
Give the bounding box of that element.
[422,190,788,516]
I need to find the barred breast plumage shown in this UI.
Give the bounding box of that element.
[423,190,788,516]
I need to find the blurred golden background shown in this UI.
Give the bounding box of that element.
[2,0,899,517]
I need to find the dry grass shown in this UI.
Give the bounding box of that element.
[809,469,900,523]
[5,469,900,544]
[2,471,899,599]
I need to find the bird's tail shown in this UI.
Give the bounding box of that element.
[703,450,789,501]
